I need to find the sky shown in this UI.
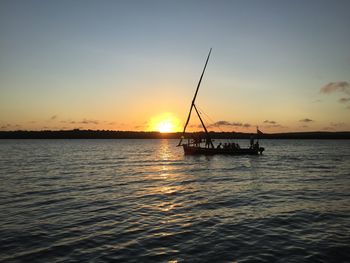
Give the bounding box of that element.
[1,0,350,133]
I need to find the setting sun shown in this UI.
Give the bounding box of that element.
[157,121,173,133]
[149,113,181,133]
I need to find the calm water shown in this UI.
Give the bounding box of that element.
[0,139,349,262]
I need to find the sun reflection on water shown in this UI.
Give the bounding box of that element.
[159,139,171,178]
[139,140,189,214]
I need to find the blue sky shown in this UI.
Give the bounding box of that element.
[1,0,349,132]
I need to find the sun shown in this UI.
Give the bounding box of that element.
[157,121,173,133]
[149,112,181,133]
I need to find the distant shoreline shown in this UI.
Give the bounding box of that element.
[1,130,350,139]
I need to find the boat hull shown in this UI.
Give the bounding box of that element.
[183,145,264,155]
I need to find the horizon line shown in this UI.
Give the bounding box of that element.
[1,129,350,134]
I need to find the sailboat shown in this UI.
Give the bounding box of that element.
[178,48,265,155]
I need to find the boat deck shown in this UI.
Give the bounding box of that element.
[183,145,264,155]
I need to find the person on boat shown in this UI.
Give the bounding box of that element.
[217,143,222,149]
[205,137,213,148]
[191,134,202,147]
[250,136,254,148]
[197,135,202,146]
[254,141,259,150]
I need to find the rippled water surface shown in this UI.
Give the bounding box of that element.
[1,139,350,262]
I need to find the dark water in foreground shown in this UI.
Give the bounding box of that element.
[0,139,349,262]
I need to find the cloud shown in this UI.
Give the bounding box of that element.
[299,118,314,123]
[262,120,286,128]
[339,97,350,103]
[60,120,75,124]
[330,122,345,127]
[320,81,350,95]
[1,124,11,129]
[188,124,202,129]
[80,119,99,125]
[50,115,58,120]
[0,123,21,129]
[323,126,334,131]
[263,120,277,124]
[60,119,99,125]
[134,123,148,129]
[320,82,350,110]
[208,121,251,128]
[214,121,231,126]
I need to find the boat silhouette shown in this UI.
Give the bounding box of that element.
[178,48,265,155]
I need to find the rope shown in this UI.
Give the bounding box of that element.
[197,105,225,133]
[196,105,233,145]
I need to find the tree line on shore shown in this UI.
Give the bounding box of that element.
[1,129,350,139]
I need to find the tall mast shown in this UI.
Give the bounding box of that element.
[178,48,212,146]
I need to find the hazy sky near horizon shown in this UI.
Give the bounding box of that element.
[1,0,350,132]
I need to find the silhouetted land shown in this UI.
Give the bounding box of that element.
[1,129,350,139]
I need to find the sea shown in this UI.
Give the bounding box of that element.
[0,139,349,263]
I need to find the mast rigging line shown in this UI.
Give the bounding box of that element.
[196,105,225,133]
[197,105,239,144]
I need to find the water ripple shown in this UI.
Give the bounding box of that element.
[0,139,349,262]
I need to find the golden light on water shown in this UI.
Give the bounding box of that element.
[149,112,182,133]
